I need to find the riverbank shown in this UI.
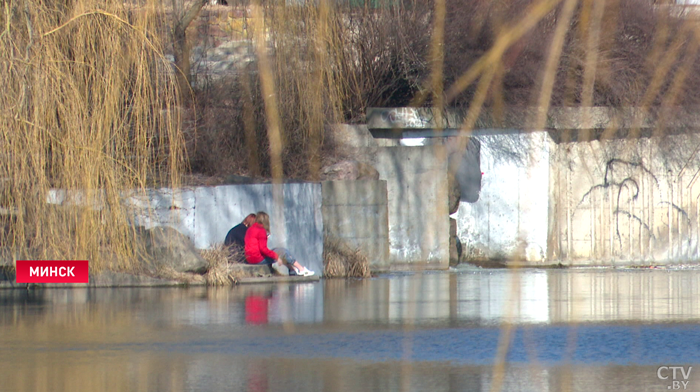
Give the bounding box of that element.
[6,261,700,290]
[0,270,320,289]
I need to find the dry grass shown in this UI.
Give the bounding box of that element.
[323,236,370,279]
[157,244,247,286]
[200,243,246,285]
[0,0,184,272]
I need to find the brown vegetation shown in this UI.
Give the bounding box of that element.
[0,0,183,270]
[184,1,434,179]
[158,244,247,285]
[442,0,700,108]
[186,3,350,179]
[183,0,700,180]
[323,236,370,278]
[200,243,242,285]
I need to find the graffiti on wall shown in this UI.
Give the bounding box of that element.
[569,157,696,261]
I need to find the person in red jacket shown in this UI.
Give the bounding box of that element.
[244,211,314,276]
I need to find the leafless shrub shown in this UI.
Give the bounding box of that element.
[173,0,700,181]
[183,1,434,179]
[337,1,434,119]
[443,0,700,108]
[185,2,353,179]
[186,75,258,176]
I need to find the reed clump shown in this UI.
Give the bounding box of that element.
[0,0,184,271]
[323,236,370,278]
[200,243,245,285]
[155,244,245,285]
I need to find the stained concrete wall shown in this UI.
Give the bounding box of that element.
[453,131,551,263]
[363,107,700,266]
[451,130,700,266]
[325,125,450,268]
[130,183,324,273]
[321,180,390,269]
[372,146,450,267]
[551,134,700,265]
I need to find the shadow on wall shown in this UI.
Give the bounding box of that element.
[451,138,482,203]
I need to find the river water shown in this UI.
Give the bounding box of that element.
[1,268,699,392]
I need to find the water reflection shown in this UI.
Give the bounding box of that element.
[324,269,700,326]
[1,269,700,392]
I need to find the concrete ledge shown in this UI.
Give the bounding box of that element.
[0,271,184,289]
[89,272,183,287]
[230,263,273,278]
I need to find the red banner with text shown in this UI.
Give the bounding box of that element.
[15,260,89,284]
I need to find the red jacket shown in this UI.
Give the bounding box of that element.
[244,223,278,264]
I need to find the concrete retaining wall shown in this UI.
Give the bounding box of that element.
[551,134,700,265]
[451,130,700,266]
[362,107,700,266]
[372,146,450,267]
[321,180,390,269]
[129,165,449,272]
[131,183,324,274]
[454,131,551,263]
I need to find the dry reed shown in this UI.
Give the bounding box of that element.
[323,236,370,278]
[0,0,184,272]
[200,243,246,285]
[157,244,246,285]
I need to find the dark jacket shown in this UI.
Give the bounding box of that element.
[224,223,248,248]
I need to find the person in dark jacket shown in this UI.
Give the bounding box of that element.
[244,211,314,276]
[224,213,256,262]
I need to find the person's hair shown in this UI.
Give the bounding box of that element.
[255,211,270,232]
[242,213,256,227]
